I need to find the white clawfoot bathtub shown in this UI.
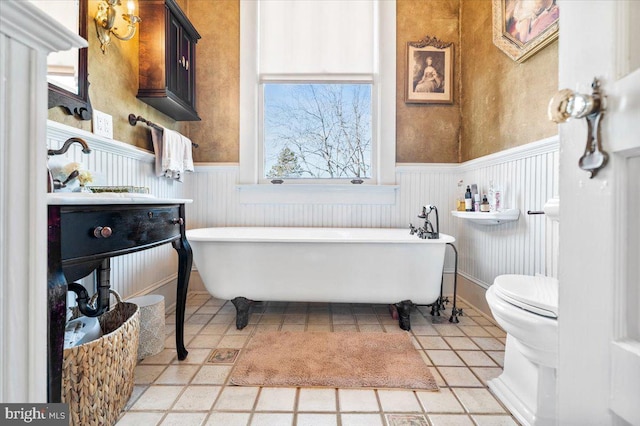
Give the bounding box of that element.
[186,227,455,330]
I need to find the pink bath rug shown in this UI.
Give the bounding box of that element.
[229,331,438,390]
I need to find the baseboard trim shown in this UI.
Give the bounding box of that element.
[124,274,178,315]
[454,274,494,319]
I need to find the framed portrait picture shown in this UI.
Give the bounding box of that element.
[405,36,454,104]
[492,0,559,63]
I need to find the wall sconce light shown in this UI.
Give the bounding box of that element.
[94,0,141,53]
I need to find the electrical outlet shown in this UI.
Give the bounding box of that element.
[93,110,113,139]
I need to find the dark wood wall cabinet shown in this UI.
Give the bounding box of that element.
[137,0,201,121]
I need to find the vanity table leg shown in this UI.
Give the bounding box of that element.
[172,207,192,360]
[47,207,66,403]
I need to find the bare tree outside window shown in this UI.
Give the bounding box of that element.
[264,84,372,179]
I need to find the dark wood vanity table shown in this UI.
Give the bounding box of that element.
[47,196,193,403]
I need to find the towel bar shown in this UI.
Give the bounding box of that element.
[128,113,199,148]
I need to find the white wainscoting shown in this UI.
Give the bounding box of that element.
[453,136,559,288]
[46,121,187,305]
[183,164,458,230]
[47,119,559,309]
[184,136,559,293]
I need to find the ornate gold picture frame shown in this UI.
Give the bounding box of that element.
[492,0,559,63]
[405,36,454,104]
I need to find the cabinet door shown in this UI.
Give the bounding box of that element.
[179,29,193,105]
[168,13,181,96]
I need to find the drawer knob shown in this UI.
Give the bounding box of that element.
[93,226,113,239]
[171,218,184,226]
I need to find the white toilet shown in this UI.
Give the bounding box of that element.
[486,274,558,426]
[486,198,560,426]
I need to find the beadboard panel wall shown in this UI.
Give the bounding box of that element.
[46,121,186,303]
[454,136,560,287]
[183,166,457,229]
[184,136,559,291]
[183,164,459,272]
[47,119,559,305]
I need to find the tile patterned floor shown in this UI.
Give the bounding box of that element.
[116,294,520,426]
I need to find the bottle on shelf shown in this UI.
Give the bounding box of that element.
[465,185,473,212]
[456,179,466,211]
[473,194,480,212]
[480,194,490,212]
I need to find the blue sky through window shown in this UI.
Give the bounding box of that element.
[263,83,372,179]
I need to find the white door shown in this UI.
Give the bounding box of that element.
[559,1,640,424]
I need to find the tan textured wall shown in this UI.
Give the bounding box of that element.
[396,0,461,163]
[48,0,189,151]
[47,0,558,163]
[186,0,239,163]
[459,0,558,162]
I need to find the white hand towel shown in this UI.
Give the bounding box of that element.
[181,134,195,172]
[151,127,194,182]
[162,129,185,177]
[150,127,165,177]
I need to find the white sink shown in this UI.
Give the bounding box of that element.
[47,192,193,205]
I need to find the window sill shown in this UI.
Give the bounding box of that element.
[236,184,399,205]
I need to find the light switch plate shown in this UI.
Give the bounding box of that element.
[93,110,113,139]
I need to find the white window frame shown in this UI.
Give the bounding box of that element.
[239,0,396,202]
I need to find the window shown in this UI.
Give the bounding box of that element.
[240,0,396,188]
[263,83,372,180]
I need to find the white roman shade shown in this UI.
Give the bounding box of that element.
[258,0,375,77]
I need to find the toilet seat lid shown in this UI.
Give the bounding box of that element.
[493,274,558,318]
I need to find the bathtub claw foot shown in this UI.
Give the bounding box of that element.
[430,300,441,316]
[395,300,415,331]
[231,297,254,329]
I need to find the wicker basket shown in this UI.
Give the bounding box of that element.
[62,290,140,426]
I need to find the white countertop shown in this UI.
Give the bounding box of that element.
[47,192,193,205]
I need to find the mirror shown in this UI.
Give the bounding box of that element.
[31,0,92,120]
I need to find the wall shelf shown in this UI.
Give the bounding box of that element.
[451,209,520,225]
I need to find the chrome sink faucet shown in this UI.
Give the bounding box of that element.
[47,137,91,192]
[409,204,439,239]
